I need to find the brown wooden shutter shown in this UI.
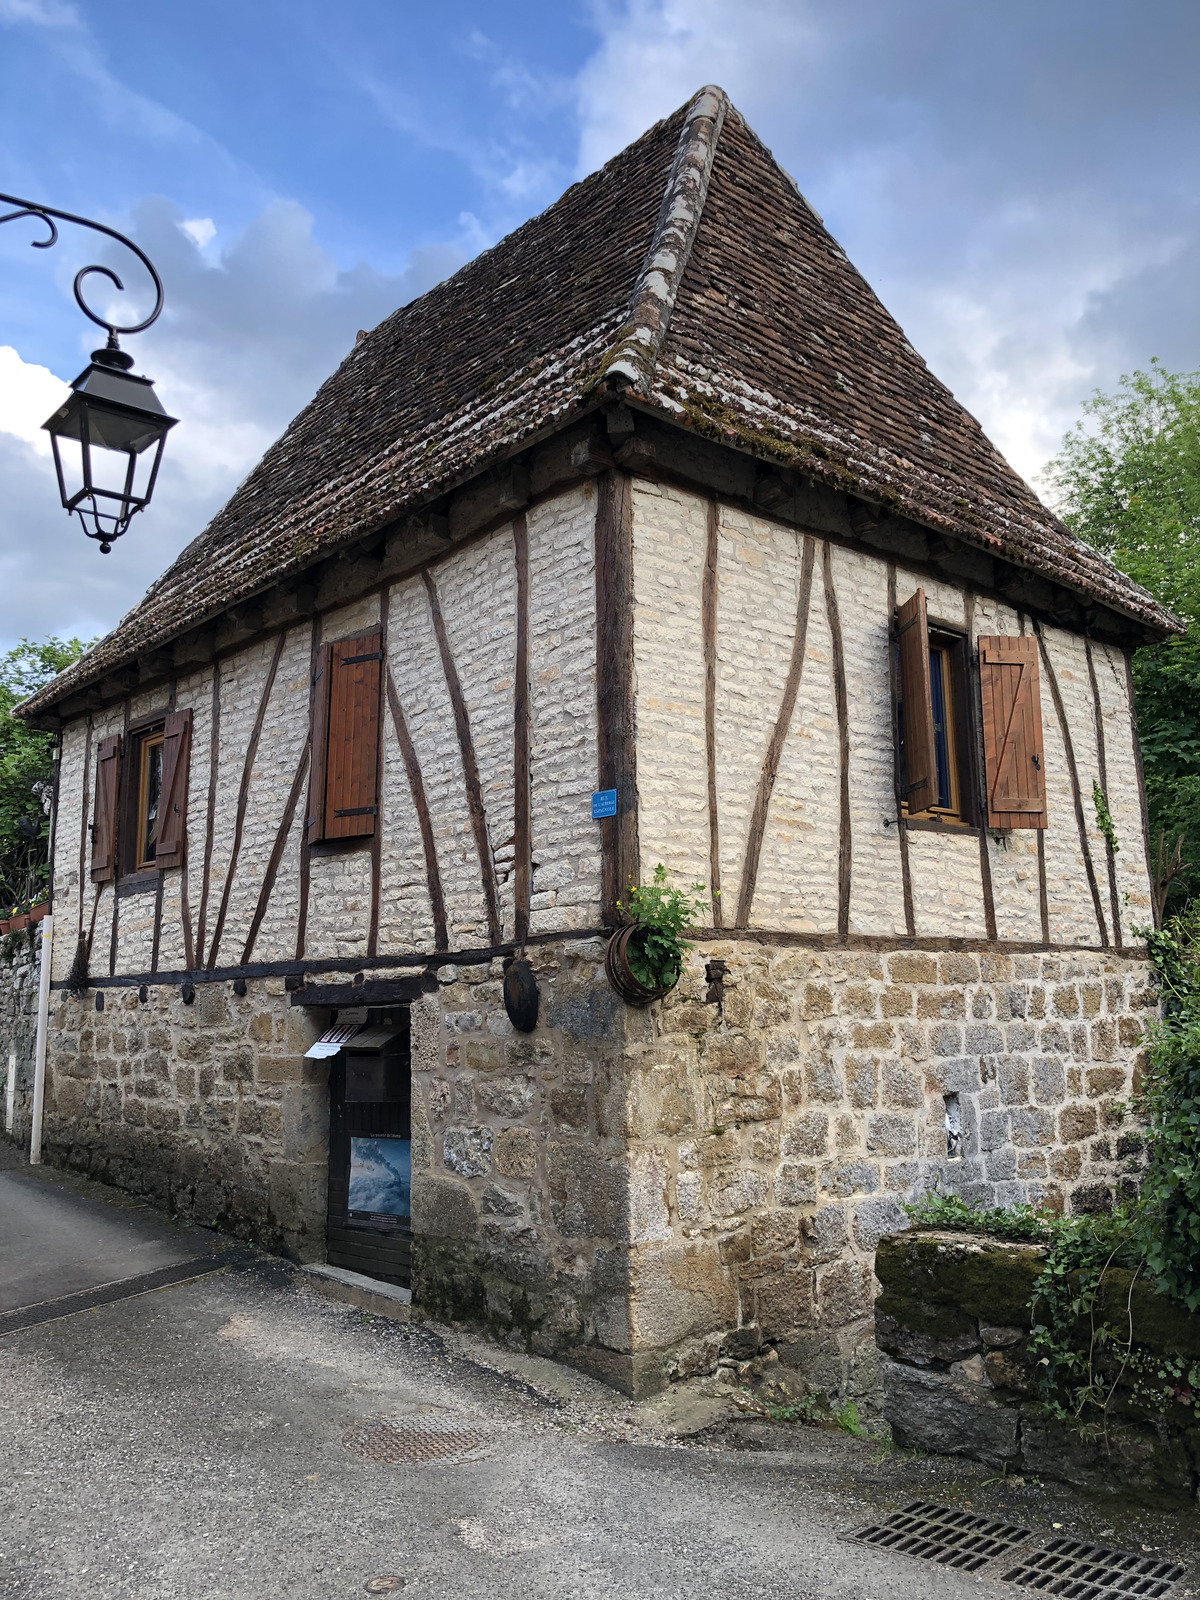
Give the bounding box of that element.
[979,635,1047,829]
[896,587,937,812]
[155,708,193,869]
[308,630,382,842]
[91,734,121,882]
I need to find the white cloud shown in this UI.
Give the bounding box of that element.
[0,347,70,454]
[181,217,216,249]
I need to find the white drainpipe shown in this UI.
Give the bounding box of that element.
[29,914,53,1165]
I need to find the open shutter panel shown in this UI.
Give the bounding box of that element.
[91,734,121,883]
[896,588,937,813]
[155,708,193,869]
[305,642,333,843]
[979,635,1047,829]
[324,630,382,840]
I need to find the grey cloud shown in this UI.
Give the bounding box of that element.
[575,0,1200,476]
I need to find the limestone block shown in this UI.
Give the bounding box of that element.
[547,1141,625,1238]
[853,1194,908,1251]
[708,1168,768,1218]
[781,1113,828,1157]
[443,1126,494,1178]
[630,1239,738,1349]
[881,1357,1020,1466]
[818,1260,872,1326]
[803,1203,849,1263]
[775,1162,817,1206]
[410,1175,478,1240]
[754,1270,816,1338]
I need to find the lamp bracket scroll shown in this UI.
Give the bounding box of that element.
[0,190,164,343]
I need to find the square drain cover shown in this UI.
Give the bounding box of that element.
[1000,1537,1185,1599]
[845,1500,1032,1571]
[342,1415,491,1466]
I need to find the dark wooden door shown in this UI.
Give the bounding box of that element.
[326,1015,411,1286]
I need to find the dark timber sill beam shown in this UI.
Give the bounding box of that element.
[35,404,1158,731]
[52,924,1148,992]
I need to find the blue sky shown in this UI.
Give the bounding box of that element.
[2,0,1199,649]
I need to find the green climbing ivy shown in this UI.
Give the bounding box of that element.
[1092,780,1120,855]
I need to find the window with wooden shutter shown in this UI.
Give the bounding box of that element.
[91,733,121,883]
[155,708,193,869]
[896,588,937,812]
[978,635,1047,829]
[307,628,382,843]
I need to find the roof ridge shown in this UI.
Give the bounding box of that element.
[600,85,728,392]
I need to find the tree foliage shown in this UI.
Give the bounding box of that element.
[0,637,92,910]
[1044,362,1200,912]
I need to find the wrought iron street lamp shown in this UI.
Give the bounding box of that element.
[1,192,176,553]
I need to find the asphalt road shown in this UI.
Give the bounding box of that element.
[2,1147,1197,1600]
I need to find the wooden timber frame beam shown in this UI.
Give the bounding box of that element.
[595,468,639,923]
[50,923,1153,995]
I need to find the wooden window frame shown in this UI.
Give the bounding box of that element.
[895,594,980,830]
[117,718,166,883]
[133,728,166,870]
[922,626,978,827]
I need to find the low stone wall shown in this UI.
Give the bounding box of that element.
[1,928,40,1144]
[876,1229,1200,1505]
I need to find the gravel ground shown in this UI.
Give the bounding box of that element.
[2,1151,1198,1600]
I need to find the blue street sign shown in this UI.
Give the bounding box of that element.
[591,788,618,819]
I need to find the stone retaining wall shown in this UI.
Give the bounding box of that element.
[876,1229,1200,1505]
[1,928,41,1145]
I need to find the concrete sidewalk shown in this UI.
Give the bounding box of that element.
[2,1148,1196,1600]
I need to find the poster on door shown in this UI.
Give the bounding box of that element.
[348,1137,411,1217]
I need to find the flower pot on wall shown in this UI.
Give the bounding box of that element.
[10,914,29,932]
[29,901,49,924]
[604,925,679,1007]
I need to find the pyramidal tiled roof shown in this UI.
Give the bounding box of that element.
[21,88,1177,718]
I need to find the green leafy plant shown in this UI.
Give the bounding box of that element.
[760,1389,828,1425]
[903,1189,1050,1242]
[1044,362,1200,916]
[616,864,708,991]
[0,636,93,912]
[832,1399,868,1437]
[1092,780,1120,855]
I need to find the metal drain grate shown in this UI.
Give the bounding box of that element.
[1001,1538,1185,1599]
[342,1415,492,1466]
[845,1501,1033,1572]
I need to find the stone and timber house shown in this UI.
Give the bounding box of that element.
[15,88,1180,1399]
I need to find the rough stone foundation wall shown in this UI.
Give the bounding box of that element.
[876,1230,1200,1505]
[616,939,1157,1399]
[40,978,327,1255]
[1,930,40,1144]
[410,938,655,1393]
[39,933,1156,1401]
